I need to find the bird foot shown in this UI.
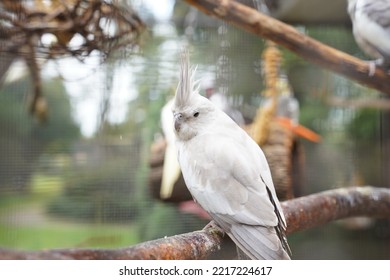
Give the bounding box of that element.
[204,221,225,237]
[367,61,376,77]
[367,59,390,76]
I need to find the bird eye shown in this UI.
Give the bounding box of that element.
[193,112,199,118]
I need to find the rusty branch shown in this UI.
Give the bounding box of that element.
[1,186,389,259]
[183,0,390,94]
[282,186,390,234]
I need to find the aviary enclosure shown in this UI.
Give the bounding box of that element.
[0,0,389,259]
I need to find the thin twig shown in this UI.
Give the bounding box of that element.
[327,96,390,110]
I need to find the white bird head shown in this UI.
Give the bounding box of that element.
[172,50,216,141]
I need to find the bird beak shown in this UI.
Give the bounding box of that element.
[174,113,182,132]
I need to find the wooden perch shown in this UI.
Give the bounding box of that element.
[1,186,389,260]
[282,186,390,234]
[183,0,390,94]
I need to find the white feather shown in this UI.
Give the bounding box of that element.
[355,3,390,55]
[348,0,390,60]
[172,50,290,260]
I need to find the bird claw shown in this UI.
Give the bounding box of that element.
[204,221,225,237]
[367,59,390,76]
[367,61,376,77]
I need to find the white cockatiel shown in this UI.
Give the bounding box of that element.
[172,50,291,260]
[347,0,390,71]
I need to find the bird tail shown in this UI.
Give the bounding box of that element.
[212,215,290,260]
[236,246,252,260]
[229,223,290,260]
[265,186,292,257]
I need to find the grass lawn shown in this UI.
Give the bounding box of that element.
[0,173,140,251]
[0,223,140,250]
[0,174,63,211]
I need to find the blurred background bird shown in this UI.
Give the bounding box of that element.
[261,74,321,143]
[347,0,390,74]
[160,98,182,200]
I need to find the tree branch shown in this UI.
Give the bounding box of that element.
[1,186,389,259]
[282,186,390,234]
[183,0,390,94]
[327,96,390,110]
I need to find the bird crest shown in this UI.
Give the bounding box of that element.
[174,50,199,110]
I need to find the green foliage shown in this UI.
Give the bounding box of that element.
[347,109,380,142]
[0,77,80,191]
[307,25,358,55]
[47,160,139,222]
[34,78,80,152]
[0,175,140,250]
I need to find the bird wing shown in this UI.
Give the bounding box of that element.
[360,0,390,55]
[350,0,390,59]
[178,120,280,228]
[178,123,290,259]
[364,0,390,30]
